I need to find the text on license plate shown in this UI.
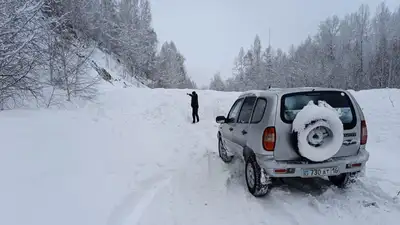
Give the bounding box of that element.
[302,167,339,177]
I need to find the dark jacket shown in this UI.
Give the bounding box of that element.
[188,92,199,108]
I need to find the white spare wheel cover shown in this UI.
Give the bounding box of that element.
[292,100,344,162]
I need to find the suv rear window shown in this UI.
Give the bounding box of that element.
[281,91,357,129]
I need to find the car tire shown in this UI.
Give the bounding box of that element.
[245,155,270,197]
[218,138,233,163]
[328,172,358,188]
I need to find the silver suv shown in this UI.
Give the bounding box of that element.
[215,87,369,197]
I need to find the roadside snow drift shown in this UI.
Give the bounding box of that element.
[0,88,400,225]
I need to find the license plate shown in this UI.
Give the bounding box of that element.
[302,167,339,177]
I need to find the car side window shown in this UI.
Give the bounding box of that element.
[237,97,257,124]
[227,98,244,123]
[251,98,267,123]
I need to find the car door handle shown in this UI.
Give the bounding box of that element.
[242,130,247,135]
[229,127,234,131]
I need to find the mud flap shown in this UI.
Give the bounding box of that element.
[260,168,271,185]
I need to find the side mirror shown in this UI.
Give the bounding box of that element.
[216,116,226,124]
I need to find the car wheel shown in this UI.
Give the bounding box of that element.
[218,138,233,163]
[245,155,270,197]
[328,172,358,188]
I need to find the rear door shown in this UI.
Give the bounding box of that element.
[220,98,244,154]
[275,90,361,161]
[231,96,257,155]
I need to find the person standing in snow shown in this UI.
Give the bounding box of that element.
[187,91,199,123]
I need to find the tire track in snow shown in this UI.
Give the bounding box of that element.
[107,175,172,225]
[107,95,215,225]
[163,150,260,225]
[350,179,400,211]
[196,150,303,225]
[122,177,171,225]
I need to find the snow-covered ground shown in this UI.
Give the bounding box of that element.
[0,87,399,225]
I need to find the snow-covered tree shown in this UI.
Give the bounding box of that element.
[0,0,46,109]
[370,3,391,88]
[153,41,196,89]
[209,72,225,91]
[389,8,400,86]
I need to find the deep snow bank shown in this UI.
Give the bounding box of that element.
[0,88,399,225]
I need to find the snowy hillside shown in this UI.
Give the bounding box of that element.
[89,48,149,90]
[1,88,399,225]
[35,47,149,110]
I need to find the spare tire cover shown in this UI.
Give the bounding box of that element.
[292,100,344,162]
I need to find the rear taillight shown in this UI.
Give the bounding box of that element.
[263,127,276,151]
[361,120,367,145]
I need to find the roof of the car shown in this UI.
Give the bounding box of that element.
[238,87,346,98]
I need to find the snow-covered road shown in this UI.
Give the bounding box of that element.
[0,88,399,225]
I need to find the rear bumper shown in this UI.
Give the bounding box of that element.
[256,149,369,178]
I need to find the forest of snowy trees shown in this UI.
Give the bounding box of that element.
[0,0,195,109]
[210,2,400,91]
[3,1,400,110]
[151,41,197,89]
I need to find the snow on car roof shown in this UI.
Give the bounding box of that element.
[239,87,346,98]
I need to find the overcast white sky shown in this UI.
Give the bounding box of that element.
[150,0,399,87]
